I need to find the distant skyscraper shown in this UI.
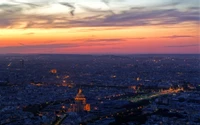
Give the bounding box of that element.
[20,59,24,68]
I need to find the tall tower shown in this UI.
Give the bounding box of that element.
[20,59,24,68]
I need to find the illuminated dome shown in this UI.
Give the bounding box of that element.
[75,89,85,98]
[74,89,86,105]
[70,88,91,112]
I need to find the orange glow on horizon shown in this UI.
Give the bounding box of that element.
[0,23,199,54]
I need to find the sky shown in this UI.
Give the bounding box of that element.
[0,0,199,54]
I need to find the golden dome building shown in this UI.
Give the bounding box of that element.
[70,89,90,112]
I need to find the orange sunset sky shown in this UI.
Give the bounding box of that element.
[0,0,199,54]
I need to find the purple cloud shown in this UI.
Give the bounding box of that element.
[85,39,124,43]
[165,44,199,48]
[0,43,79,53]
[161,35,194,39]
[0,1,199,28]
[23,32,35,35]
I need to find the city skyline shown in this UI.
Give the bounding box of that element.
[0,0,199,54]
[0,54,200,125]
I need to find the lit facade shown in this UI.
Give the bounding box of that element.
[70,89,90,112]
[50,69,57,74]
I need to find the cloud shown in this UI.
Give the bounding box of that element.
[161,35,194,39]
[66,8,199,28]
[130,7,146,10]
[0,38,123,50]
[0,1,199,28]
[42,41,57,44]
[9,0,41,8]
[165,44,199,48]
[79,5,114,15]
[18,43,25,46]
[0,37,125,53]
[101,0,115,14]
[0,43,79,53]
[128,37,146,40]
[23,32,35,35]
[101,0,109,5]
[59,2,75,16]
[85,38,124,43]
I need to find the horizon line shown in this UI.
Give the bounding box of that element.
[0,53,199,55]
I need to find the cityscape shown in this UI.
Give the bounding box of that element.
[0,54,199,125]
[0,0,200,125]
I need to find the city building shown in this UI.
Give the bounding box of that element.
[70,89,90,112]
[20,59,24,68]
[50,69,57,74]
